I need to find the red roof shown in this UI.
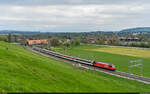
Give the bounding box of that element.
[27,39,48,45]
[86,38,99,41]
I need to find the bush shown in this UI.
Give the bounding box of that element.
[48,38,60,47]
[71,40,80,46]
[0,35,7,42]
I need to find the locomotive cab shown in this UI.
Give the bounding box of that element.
[108,64,116,71]
[93,61,96,64]
[109,64,115,67]
[93,61,116,71]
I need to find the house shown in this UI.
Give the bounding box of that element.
[119,37,140,42]
[86,37,99,43]
[104,38,117,43]
[27,39,48,45]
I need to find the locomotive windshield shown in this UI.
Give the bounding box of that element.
[110,64,115,67]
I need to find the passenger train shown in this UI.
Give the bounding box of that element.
[33,47,116,71]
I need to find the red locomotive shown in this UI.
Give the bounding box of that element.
[58,54,116,71]
[93,61,116,71]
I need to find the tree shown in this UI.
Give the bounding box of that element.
[131,42,137,47]
[0,35,7,42]
[64,42,70,48]
[20,34,26,45]
[140,42,148,48]
[7,33,12,43]
[96,39,105,45]
[49,38,60,47]
[13,35,17,42]
[81,38,88,44]
[71,39,80,46]
[148,41,150,48]
[113,40,120,46]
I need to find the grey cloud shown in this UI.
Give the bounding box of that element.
[0,0,150,32]
[0,0,150,6]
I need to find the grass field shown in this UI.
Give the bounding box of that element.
[53,45,150,78]
[0,41,150,92]
[91,46,150,58]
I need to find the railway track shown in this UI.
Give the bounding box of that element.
[25,46,150,84]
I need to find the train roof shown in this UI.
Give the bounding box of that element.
[96,61,115,66]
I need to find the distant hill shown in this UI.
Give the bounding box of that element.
[0,30,40,34]
[120,27,150,33]
[1,27,150,35]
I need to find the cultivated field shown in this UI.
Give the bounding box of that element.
[0,41,150,92]
[90,46,150,58]
[53,45,150,78]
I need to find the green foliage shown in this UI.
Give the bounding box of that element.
[20,34,26,45]
[64,42,70,48]
[13,35,17,42]
[7,33,12,43]
[71,39,80,46]
[148,41,150,47]
[81,39,88,44]
[140,42,149,48]
[130,42,138,47]
[48,38,60,47]
[96,39,105,45]
[113,40,120,46]
[0,35,7,42]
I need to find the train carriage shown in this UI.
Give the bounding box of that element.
[33,47,116,71]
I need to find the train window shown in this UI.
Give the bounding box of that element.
[93,61,96,64]
[109,64,115,67]
[112,65,115,67]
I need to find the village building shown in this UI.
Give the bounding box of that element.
[104,38,117,43]
[26,39,48,45]
[86,37,99,43]
[119,37,140,42]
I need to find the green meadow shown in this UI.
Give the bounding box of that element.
[53,45,150,78]
[0,41,150,92]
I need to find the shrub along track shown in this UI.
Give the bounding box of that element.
[25,46,150,84]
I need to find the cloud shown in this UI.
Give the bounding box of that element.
[0,0,150,6]
[0,0,150,32]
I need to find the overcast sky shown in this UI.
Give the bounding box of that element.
[0,0,150,32]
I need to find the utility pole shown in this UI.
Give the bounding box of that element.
[128,59,143,76]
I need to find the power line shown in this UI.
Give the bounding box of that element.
[128,59,143,76]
